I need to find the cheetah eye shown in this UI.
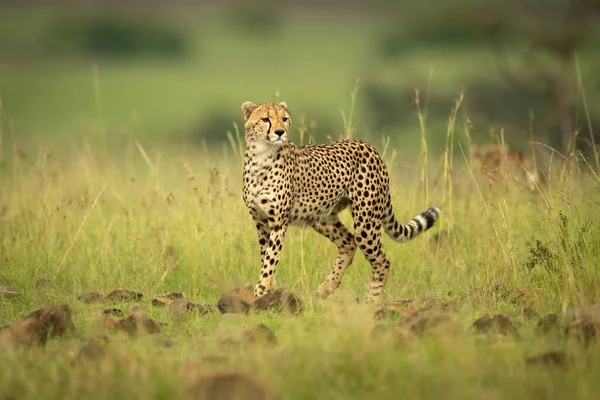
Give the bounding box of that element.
[282,117,289,122]
[261,117,270,123]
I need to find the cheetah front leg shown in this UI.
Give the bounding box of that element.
[250,210,271,266]
[255,220,288,298]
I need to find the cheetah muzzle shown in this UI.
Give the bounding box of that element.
[241,100,440,303]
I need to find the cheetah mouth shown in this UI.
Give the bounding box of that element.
[269,138,287,145]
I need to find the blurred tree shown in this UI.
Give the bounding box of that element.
[477,0,600,157]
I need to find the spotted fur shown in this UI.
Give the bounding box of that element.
[241,101,440,302]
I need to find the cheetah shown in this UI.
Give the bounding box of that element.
[241,101,440,303]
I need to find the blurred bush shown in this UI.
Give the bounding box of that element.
[227,0,284,36]
[44,15,189,59]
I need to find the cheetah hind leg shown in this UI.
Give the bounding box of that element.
[312,215,357,299]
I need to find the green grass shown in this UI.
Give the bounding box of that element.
[1,121,600,398]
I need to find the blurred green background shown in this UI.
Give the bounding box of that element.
[1,0,599,160]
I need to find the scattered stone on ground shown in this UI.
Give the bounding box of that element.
[152,297,173,307]
[566,317,599,347]
[217,295,252,315]
[0,284,21,298]
[470,314,520,337]
[525,351,570,368]
[93,316,119,332]
[74,341,106,363]
[535,313,563,335]
[521,307,539,319]
[102,308,124,317]
[187,371,278,400]
[370,324,416,343]
[107,289,144,302]
[375,297,456,320]
[0,304,75,346]
[157,292,184,300]
[242,324,278,346]
[168,299,210,320]
[129,303,145,314]
[252,288,303,315]
[222,285,255,305]
[78,292,105,304]
[403,313,454,335]
[114,314,160,335]
[564,303,600,322]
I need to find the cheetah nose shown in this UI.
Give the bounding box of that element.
[274,129,285,137]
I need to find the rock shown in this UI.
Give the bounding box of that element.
[114,314,160,335]
[370,324,416,342]
[470,314,519,337]
[0,304,75,346]
[168,300,209,320]
[403,313,454,335]
[525,351,570,368]
[157,292,184,300]
[535,313,563,335]
[102,308,124,317]
[0,284,20,298]
[375,297,455,320]
[242,324,278,346]
[566,317,599,347]
[252,288,303,315]
[564,303,600,322]
[74,341,106,363]
[217,295,252,315]
[152,297,173,307]
[188,371,278,400]
[93,316,119,332]
[129,303,145,314]
[222,285,255,305]
[78,292,105,304]
[106,289,143,302]
[521,307,539,319]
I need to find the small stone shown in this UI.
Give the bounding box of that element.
[370,324,416,342]
[74,341,106,363]
[129,303,145,314]
[222,285,255,305]
[157,292,184,300]
[102,308,124,317]
[535,313,563,335]
[0,284,20,298]
[106,289,143,302]
[168,300,208,320]
[470,314,519,337]
[566,317,599,347]
[0,304,75,346]
[115,314,160,335]
[403,313,454,335]
[187,371,277,400]
[253,288,303,315]
[152,297,173,307]
[525,351,569,368]
[217,295,252,315]
[78,292,105,304]
[242,324,278,346]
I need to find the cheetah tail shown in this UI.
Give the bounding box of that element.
[383,205,440,243]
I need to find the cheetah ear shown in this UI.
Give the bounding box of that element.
[278,101,288,110]
[241,101,258,120]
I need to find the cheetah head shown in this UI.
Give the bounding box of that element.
[241,101,291,146]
